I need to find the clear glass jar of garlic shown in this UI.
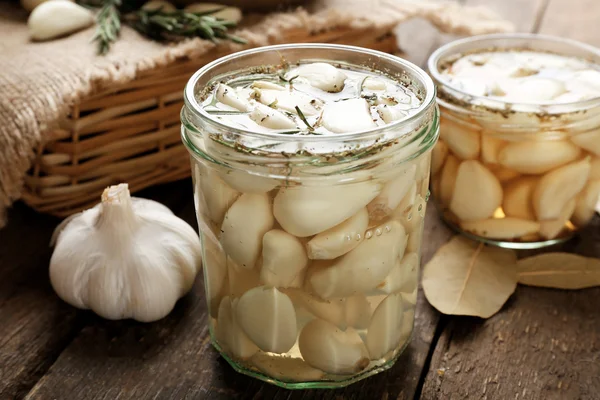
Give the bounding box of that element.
[427,34,600,249]
[181,44,438,388]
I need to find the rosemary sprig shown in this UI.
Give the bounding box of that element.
[91,0,121,55]
[294,106,314,131]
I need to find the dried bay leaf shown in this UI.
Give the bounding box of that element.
[517,253,600,289]
[422,236,517,318]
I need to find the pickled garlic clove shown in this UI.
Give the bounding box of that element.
[307,207,368,260]
[221,193,274,269]
[274,181,381,237]
[256,89,322,116]
[200,168,240,224]
[440,118,480,160]
[309,220,407,299]
[377,252,419,294]
[572,179,600,227]
[227,256,261,298]
[533,157,591,220]
[362,77,386,91]
[450,160,503,221]
[251,80,285,91]
[460,218,540,239]
[503,177,537,220]
[236,286,297,354]
[539,198,576,239]
[491,165,521,183]
[571,131,600,156]
[284,288,347,329]
[402,290,418,307]
[216,83,250,111]
[298,319,369,374]
[366,293,406,359]
[439,154,460,207]
[287,62,347,93]
[204,238,228,318]
[393,183,418,225]
[321,98,377,133]
[376,104,407,123]
[250,102,297,129]
[260,229,308,287]
[344,295,372,330]
[217,169,277,194]
[481,134,506,165]
[497,140,582,174]
[590,157,600,180]
[499,78,566,102]
[368,165,416,222]
[431,140,448,176]
[406,226,423,254]
[250,353,325,382]
[216,297,259,359]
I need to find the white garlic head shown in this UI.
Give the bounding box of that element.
[49,184,202,322]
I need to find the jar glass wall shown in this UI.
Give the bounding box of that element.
[181,44,439,388]
[427,34,600,249]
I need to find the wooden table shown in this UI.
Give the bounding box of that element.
[2,0,600,398]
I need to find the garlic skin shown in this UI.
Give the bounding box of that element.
[28,1,94,41]
[50,184,201,322]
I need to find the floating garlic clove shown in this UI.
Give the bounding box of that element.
[503,177,537,220]
[21,0,74,13]
[365,293,406,359]
[142,0,176,11]
[236,286,297,354]
[250,353,325,382]
[28,1,94,41]
[274,181,381,237]
[497,140,582,174]
[450,160,503,221]
[440,118,480,160]
[309,220,407,299]
[227,257,261,298]
[216,83,250,111]
[250,102,297,129]
[221,193,274,269]
[572,179,600,226]
[260,229,308,287]
[431,140,448,176]
[460,218,540,239]
[376,104,407,123]
[307,207,368,260]
[199,167,240,224]
[287,62,347,93]
[184,3,242,23]
[257,89,322,116]
[321,98,377,133]
[438,154,459,207]
[367,165,416,221]
[571,131,600,156]
[377,252,419,294]
[204,238,228,318]
[298,319,369,374]
[363,77,386,91]
[539,198,576,239]
[481,134,505,165]
[533,157,591,220]
[216,297,259,359]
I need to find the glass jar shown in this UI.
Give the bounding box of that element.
[181,44,438,388]
[428,34,600,249]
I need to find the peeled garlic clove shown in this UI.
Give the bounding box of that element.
[251,353,325,382]
[539,198,576,239]
[438,154,459,207]
[481,134,505,165]
[533,157,591,220]
[221,193,274,269]
[184,3,242,23]
[260,229,308,287]
[250,102,297,129]
[571,131,600,156]
[307,207,368,260]
[216,297,259,359]
[492,166,521,183]
[503,177,537,220]
[28,1,94,41]
[450,160,503,221]
[299,319,369,374]
[236,286,297,354]
[363,77,386,91]
[572,179,600,227]
[368,165,416,221]
[394,182,418,222]
[217,169,277,194]
[274,181,381,237]
[216,83,250,111]
[227,257,261,298]
[287,62,347,93]
[344,295,372,330]
[310,220,407,299]
[440,118,480,160]
[431,140,448,176]
[366,293,405,359]
[497,140,582,174]
[257,90,322,116]
[377,252,419,294]
[142,0,176,11]
[200,167,240,224]
[204,238,228,318]
[376,104,407,123]
[460,218,540,239]
[251,81,285,91]
[321,98,377,133]
[590,157,600,180]
[285,288,346,328]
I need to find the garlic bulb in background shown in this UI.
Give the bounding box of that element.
[49,184,202,322]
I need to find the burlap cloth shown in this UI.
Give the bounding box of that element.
[0,0,513,227]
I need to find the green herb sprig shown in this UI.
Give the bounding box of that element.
[294,106,314,131]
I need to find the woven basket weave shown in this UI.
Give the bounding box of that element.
[21,26,398,217]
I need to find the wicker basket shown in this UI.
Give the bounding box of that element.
[22,26,398,217]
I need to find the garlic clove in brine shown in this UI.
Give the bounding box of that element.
[49,184,201,322]
[286,62,347,93]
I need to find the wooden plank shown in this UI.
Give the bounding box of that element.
[23,200,453,400]
[539,0,600,46]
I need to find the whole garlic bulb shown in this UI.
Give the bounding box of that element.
[50,184,202,322]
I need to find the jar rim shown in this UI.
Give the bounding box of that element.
[427,33,600,115]
[183,43,437,143]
